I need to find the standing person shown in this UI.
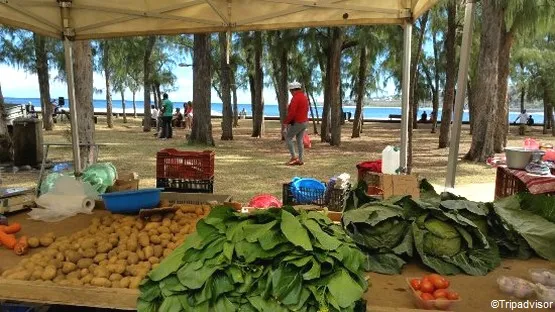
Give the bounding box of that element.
[184,101,193,130]
[160,93,173,139]
[283,81,309,166]
[151,105,159,134]
[514,109,529,135]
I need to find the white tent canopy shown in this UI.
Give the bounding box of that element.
[1,0,437,39]
[1,0,474,193]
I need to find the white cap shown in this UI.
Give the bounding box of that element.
[288,81,302,90]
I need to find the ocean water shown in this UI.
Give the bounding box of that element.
[4,97,543,123]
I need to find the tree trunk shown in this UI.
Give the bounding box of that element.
[231,73,239,127]
[219,33,233,141]
[189,33,214,146]
[0,82,11,163]
[408,12,429,174]
[251,32,264,138]
[494,28,513,152]
[543,101,548,134]
[438,0,457,148]
[431,30,441,134]
[33,33,53,131]
[121,91,127,123]
[352,45,367,138]
[103,43,113,129]
[72,40,95,168]
[464,0,503,162]
[520,88,525,113]
[132,92,137,118]
[321,39,331,143]
[423,64,439,134]
[151,85,158,108]
[548,105,553,131]
[468,79,474,134]
[308,95,318,134]
[142,36,156,132]
[329,27,343,146]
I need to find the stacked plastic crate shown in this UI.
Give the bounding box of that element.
[156,149,215,193]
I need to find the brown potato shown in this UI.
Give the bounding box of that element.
[65,250,82,263]
[81,273,94,284]
[158,226,170,234]
[8,270,31,281]
[143,246,154,259]
[127,238,138,252]
[93,267,109,279]
[138,235,150,247]
[45,232,56,240]
[117,251,129,260]
[28,237,40,248]
[160,240,169,248]
[39,236,54,247]
[41,265,57,281]
[81,248,97,258]
[66,271,81,280]
[169,224,181,234]
[80,268,90,276]
[62,262,77,274]
[99,260,109,267]
[162,248,173,258]
[49,259,63,269]
[77,258,94,269]
[150,235,161,244]
[153,245,163,258]
[127,252,139,265]
[147,229,158,236]
[97,242,113,253]
[94,253,108,264]
[109,273,123,282]
[167,242,177,250]
[91,277,111,287]
[148,257,160,265]
[80,238,96,250]
[137,250,146,261]
[119,277,131,288]
[161,218,172,227]
[159,233,172,241]
[53,275,66,283]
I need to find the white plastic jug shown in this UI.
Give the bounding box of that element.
[382,146,400,174]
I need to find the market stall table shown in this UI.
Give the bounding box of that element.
[0,210,552,312]
[495,166,555,199]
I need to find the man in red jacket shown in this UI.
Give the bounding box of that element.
[283,81,309,165]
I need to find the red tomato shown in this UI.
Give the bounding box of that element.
[433,289,449,299]
[410,278,422,290]
[420,280,435,293]
[447,291,460,300]
[430,275,449,289]
[443,278,450,288]
[420,293,435,301]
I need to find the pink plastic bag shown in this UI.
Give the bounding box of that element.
[248,194,282,209]
[524,138,539,150]
[303,133,311,148]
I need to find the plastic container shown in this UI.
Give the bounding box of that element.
[529,269,555,286]
[282,182,349,211]
[156,178,214,193]
[406,278,461,311]
[382,146,400,174]
[290,177,326,203]
[0,303,35,312]
[505,147,534,169]
[156,149,215,180]
[248,194,282,208]
[497,276,536,299]
[102,188,161,213]
[535,284,555,305]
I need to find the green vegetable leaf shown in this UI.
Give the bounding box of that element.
[364,253,405,275]
[147,242,187,282]
[158,295,182,312]
[327,269,364,308]
[441,200,489,216]
[412,222,461,275]
[271,265,302,301]
[213,296,237,312]
[302,259,321,280]
[137,299,158,312]
[243,220,278,243]
[281,209,313,251]
[303,219,341,250]
[176,261,219,289]
[223,241,234,261]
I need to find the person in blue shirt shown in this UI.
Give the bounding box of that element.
[160,93,173,139]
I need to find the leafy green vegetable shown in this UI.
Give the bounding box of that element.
[139,206,368,312]
[493,195,555,260]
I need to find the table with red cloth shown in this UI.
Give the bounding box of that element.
[495,166,555,199]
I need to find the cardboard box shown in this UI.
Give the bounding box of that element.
[108,172,139,192]
[360,172,420,199]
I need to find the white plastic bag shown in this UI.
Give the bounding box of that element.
[29,176,98,222]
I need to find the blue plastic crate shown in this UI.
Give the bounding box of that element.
[101,188,161,214]
[290,177,326,203]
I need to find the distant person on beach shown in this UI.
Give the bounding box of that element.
[184,101,193,130]
[283,81,309,166]
[527,115,535,126]
[240,108,247,119]
[151,105,159,134]
[514,109,529,135]
[160,93,173,139]
[173,108,184,127]
[419,111,428,123]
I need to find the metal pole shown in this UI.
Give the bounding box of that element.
[445,0,476,190]
[400,21,412,171]
[63,39,82,175]
[60,0,82,175]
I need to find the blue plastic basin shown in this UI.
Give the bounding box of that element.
[290,177,326,203]
[102,188,161,213]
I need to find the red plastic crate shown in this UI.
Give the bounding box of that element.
[156,149,215,180]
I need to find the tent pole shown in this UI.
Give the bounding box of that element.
[445,0,476,190]
[63,39,82,175]
[60,0,81,176]
[400,21,412,172]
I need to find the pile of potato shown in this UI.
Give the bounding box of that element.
[1,204,211,289]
